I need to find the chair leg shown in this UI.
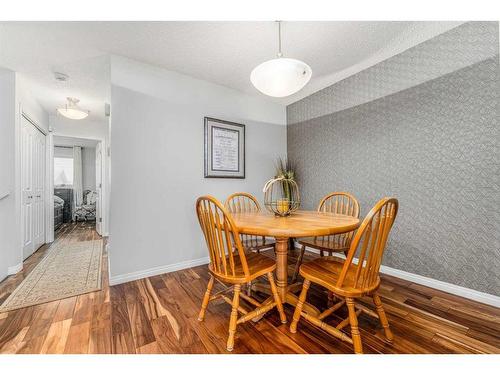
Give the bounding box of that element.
[327,291,334,305]
[226,284,241,352]
[198,275,214,321]
[291,244,306,283]
[267,272,287,323]
[346,298,363,354]
[290,279,310,333]
[324,250,335,304]
[373,293,393,342]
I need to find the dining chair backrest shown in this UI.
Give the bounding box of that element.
[316,192,360,248]
[196,196,250,281]
[337,197,399,292]
[225,192,265,248]
[318,192,360,216]
[225,192,261,213]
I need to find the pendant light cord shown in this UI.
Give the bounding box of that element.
[277,21,283,58]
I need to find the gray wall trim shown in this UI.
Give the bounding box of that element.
[287,53,499,295]
[287,22,499,125]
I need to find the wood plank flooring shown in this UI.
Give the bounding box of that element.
[0,222,499,354]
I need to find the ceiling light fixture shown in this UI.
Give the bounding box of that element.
[250,21,312,98]
[57,97,89,120]
[54,72,69,82]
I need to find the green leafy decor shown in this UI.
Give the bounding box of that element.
[275,157,296,202]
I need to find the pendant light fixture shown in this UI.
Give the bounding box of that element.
[57,97,89,120]
[251,21,312,98]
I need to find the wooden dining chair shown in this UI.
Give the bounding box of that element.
[196,195,287,351]
[225,192,275,254]
[291,192,360,283]
[290,197,399,354]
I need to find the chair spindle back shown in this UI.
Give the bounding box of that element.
[225,192,266,248]
[225,192,261,213]
[337,197,399,291]
[196,196,249,280]
[316,192,360,248]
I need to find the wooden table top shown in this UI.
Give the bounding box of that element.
[231,210,360,238]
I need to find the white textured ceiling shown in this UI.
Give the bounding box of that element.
[0,21,463,120]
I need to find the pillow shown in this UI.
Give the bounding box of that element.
[86,191,97,205]
[54,195,64,205]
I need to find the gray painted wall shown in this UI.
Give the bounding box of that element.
[287,22,499,295]
[109,56,286,281]
[110,86,286,280]
[0,69,16,281]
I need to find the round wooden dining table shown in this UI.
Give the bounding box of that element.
[232,210,360,316]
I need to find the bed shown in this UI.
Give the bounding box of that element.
[54,195,64,230]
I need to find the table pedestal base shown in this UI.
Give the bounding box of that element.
[250,282,320,322]
[249,236,321,321]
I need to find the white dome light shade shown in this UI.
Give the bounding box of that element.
[57,97,89,120]
[57,107,89,120]
[251,58,312,98]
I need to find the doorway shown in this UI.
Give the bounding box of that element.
[52,136,103,237]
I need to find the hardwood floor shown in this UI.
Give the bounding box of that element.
[0,222,499,354]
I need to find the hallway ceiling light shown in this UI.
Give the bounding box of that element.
[250,21,312,98]
[57,97,89,120]
[54,72,69,82]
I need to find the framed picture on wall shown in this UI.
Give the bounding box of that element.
[204,117,245,178]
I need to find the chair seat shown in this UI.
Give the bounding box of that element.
[241,238,275,252]
[209,252,276,283]
[298,237,349,253]
[299,256,380,297]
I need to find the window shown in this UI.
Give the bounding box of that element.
[54,157,74,186]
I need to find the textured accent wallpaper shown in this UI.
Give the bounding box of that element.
[287,23,500,296]
[287,22,499,125]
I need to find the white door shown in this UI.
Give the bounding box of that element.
[21,115,46,260]
[33,129,46,249]
[95,142,102,235]
[21,117,34,259]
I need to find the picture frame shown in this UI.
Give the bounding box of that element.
[204,117,245,179]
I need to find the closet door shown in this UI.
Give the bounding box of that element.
[33,129,46,249]
[21,117,35,259]
[21,115,46,260]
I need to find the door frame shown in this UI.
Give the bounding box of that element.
[95,141,103,235]
[48,134,108,241]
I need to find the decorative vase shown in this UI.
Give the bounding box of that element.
[263,177,300,216]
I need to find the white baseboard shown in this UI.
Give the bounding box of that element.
[109,256,210,286]
[7,263,22,275]
[296,244,500,308]
[378,265,500,308]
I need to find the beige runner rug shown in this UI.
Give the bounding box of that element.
[0,239,103,312]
